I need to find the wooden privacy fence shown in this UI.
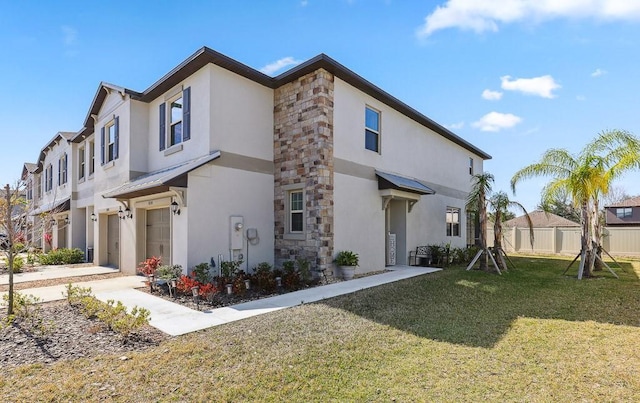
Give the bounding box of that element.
[487,226,640,257]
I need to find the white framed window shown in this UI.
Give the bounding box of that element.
[469,158,474,175]
[159,87,191,152]
[290,190,304,233]
[58,153,68,185]
[446,207,461,237]
[26,180,32,200]
[365,106,380,153]
[616,207,632,218]
[45,164,53,192]
[283,185,305,240]
[89,140,95,175]
[79,146,85,180]
[101,117,119,165]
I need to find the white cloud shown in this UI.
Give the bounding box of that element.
[449,121,465,129]
[472,111,522,132]
[300,0,308,6]
[576,95,587,101]
[259,57,302,75]
[416,0,640,37]
[482,89,503,101]
[591,68,607,77]
[500,75,561,98]
[61,25,77,46]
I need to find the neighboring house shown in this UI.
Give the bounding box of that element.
[23,47,491,275]
[605,196,640,226]
[503,210,581,229]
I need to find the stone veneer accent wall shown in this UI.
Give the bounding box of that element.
[273,69,335,274]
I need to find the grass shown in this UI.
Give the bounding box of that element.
[2,255,640,401]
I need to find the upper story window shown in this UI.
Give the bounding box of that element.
[58,153,68,185]
[89,140,95,175]
[78,146,85,180]
[45,164,53,192]
[365,106,380,153]
[616,207,632,218]
[159,87,191,152]
[101,117,119,165]
[446,207,461,237]
[469,158,474,175]
[35,174,42,199]
[26,180,32,201]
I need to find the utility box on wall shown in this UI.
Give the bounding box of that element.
[230,216,244,250]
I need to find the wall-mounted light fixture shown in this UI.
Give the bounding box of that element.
[171,200,181,215]
[118,207,132,220]
[64,217,70,225]
[50,218,57,226]
[90,213,97,222]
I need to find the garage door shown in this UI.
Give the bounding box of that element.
[146,208,170,262]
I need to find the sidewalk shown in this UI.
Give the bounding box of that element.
[1,265,441,336]
[0,265,119,285]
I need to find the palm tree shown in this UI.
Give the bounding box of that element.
[466,173,494,271]
[511,129,640,278]
[488,191,534,271]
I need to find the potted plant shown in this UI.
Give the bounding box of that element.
[334,250,359,280]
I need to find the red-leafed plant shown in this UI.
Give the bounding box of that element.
[198,283,217,299]
[176,274,199,294]
[137,256,162,276]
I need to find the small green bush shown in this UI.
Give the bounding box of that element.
[38,248,85,265]
[1,292,54,338]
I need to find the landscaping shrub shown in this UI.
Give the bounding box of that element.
[38,248,85,265]
[1,292,53,338]
[137,256,162,276]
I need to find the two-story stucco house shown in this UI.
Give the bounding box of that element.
[605,196,640,227]
[24,47,490,276]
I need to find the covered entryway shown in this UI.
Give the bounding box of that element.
[146,208,170,262]
[107,214,120,268]
[376,170,435,266]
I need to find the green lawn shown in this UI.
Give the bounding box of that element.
[3,256,640,401]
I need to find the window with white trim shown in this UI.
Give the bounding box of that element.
[159,87,191,152]
[446,207,461,237]
[79,146,85,180]
[290,190,304,233]
[102,119,118,164]
[365,106,380,152]
[58,153,68,185]
[26,179,33,201]
[89,140,95,175]
[616,207,632,218]
[45,164,53,192]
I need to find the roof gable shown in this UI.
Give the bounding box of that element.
[606,196,640,208]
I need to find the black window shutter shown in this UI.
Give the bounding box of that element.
[100,127,105,165]
[159,103,166,151]
[58,159,61,185]
[183,87,191,141]
[114,116,119,159]
[63,154,67,183]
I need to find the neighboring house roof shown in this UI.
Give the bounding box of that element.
[102,151,221,200]
[605,196,640,208]
[70,47,491,160]
[504,210,580,228]
[21,163,37,180]
[34,132,76,173]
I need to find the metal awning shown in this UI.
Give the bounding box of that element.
[30,197,71,216]
[102,151,221,199]
[375,170,435,195]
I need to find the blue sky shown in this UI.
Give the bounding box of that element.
[1,0,639,211]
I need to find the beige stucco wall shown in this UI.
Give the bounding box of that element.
[332,77,482,270]
[185,163,275,272]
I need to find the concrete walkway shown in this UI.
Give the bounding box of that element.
[0,265,119,285]
[1,266,440,336]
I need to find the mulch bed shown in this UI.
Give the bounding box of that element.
[0,301,168,368]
